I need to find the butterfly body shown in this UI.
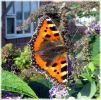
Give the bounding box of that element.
[29,15,68,83]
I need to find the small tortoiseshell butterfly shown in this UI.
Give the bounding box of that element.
[28,15,68,83]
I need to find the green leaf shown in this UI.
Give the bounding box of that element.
[89,34,99,66]
[90,35,99,59]
[3,43,13,52]
[81,73,92,82]
[92,54,99,66]
[90,11,99,17]
[88,62,95,72]
[77,81,96,99]
[88,81,97,97]
[28,79,52,98]
[96,96,100,100]
[1,70,38,99]
[70,3,81,10]
[34,79,52,89]
[77,11,84,17]
[67,14,75,19]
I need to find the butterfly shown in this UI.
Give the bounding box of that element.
[28,15,68,83]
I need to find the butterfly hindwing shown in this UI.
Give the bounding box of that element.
[29,15,68,83]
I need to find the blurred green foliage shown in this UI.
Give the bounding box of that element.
[2,43,13,64]
[69,3,81,10]
[68,33,100,99]
[2,44,32,70]
[1,44,46,81]
[14,46,32,69]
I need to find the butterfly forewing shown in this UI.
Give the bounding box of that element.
[29,15,68,83]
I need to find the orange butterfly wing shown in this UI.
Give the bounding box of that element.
[29,16,68,83]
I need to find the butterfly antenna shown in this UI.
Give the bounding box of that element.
[69,26,79,44]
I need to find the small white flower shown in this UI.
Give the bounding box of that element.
[91,8,97,11]
[67,97,76,100]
